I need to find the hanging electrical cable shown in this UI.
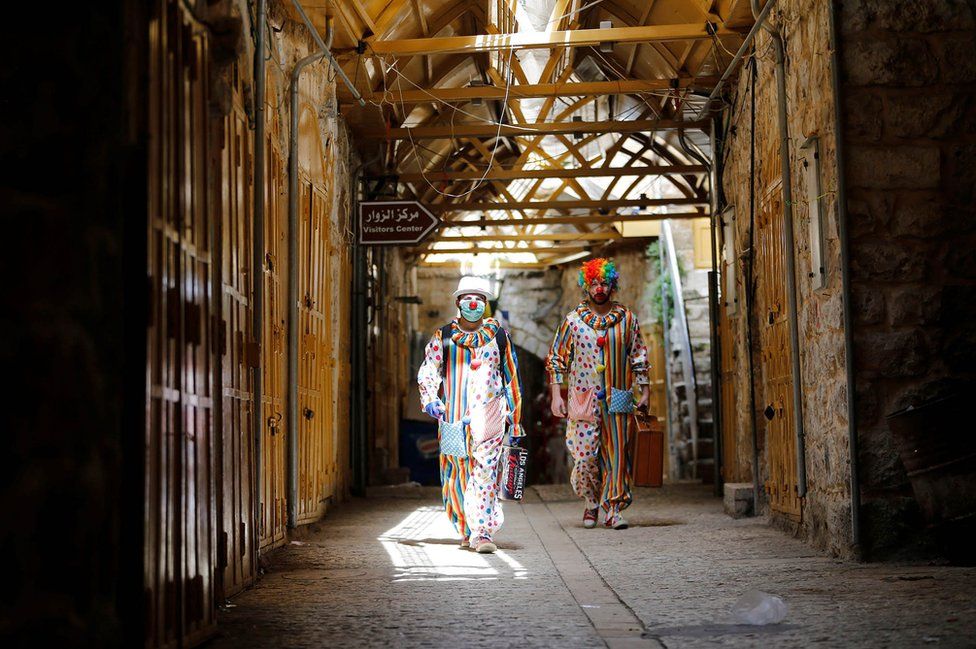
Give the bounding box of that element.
[389,45,518,198]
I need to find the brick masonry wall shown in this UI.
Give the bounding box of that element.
[721,0,854,556]
[840,0,976,558]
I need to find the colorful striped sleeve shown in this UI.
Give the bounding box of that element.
[628,313,650,385]
[417,329,444,407]
[545,317,574,385]
[500,332,524,438]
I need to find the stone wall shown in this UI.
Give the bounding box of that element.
[840,0,976,558]
[2,2,144,643]
[415,250,660,359]
[415,266,565,360]
[720,0,854,556]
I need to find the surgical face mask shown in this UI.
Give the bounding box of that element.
[459,296,486,322]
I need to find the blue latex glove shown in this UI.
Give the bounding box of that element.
[423,399,446,420]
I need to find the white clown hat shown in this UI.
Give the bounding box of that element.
[452,275,494,300]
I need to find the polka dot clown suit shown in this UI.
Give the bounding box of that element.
[546,297,649,519]
[417,318,524,545]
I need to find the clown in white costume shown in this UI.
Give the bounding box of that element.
[417,276,524,553]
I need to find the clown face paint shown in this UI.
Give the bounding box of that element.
[588,280,611,305]
[459,295,486,322]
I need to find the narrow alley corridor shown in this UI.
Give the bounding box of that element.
[6,0,976,646]
[209,485,976,648]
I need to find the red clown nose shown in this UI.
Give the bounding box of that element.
[469,301,478,309]
[597,336,606,347]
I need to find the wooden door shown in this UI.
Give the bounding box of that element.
[260,134,287,550]
[756,182,802,520]
[146,0,217,644]
[334,197,353,497]
[327,194,344,496]
[718,292,740,483]
[295,181,333,523]
[215,70,255,599]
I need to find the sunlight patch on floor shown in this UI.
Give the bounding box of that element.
[378,505,528,582]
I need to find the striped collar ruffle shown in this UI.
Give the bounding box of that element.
[575,302,626,330]
[448,318,500,348]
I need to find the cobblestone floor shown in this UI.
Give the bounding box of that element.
[208,484,976,648]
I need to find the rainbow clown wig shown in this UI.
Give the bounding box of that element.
[578,258,619,290]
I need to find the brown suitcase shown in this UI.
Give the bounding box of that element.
[631,409,664,487]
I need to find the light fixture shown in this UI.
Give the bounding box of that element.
[721,205,738,314]
[469,79,486,106]
[599,20,615,53]
[801,136,827,290]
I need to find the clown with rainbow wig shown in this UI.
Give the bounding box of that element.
[545,258,650,529]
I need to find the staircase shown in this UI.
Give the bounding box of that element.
[661,222,716,484]
[666,336,715,482]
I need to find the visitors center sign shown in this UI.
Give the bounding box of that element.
[358,201,440,246]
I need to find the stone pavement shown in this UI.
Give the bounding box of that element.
[209,484,976,648]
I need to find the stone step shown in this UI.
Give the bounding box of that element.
[696,437,714,458]
[694,458,715,484]
[674,383,687,400]
[724,482,755,518]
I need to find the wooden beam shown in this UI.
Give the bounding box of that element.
[429,197,707,212]
[358,76,719,102]
[351,23,739,57]
[440,211,705,226]
[384,164,706,182]
[419,261,548,268]
[371,118,707,140]
[414,244,589,254]
[625,0,658,75]
[434,233,624,241]
[347,0,378,35]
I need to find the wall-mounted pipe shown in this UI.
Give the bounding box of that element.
[828,0,861,554]
[290,0,366,107]
[752,0,807,498]
[286,19,334,530]
[252,0,267,546]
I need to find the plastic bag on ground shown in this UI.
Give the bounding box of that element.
[731,590,788,625]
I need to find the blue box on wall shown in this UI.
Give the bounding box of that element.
[399,418,440,486]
